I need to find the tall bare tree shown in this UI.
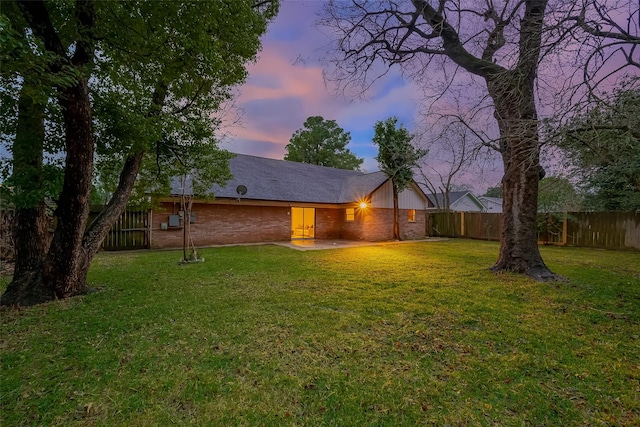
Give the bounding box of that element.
[322,0,639,281]
[542,2,640,138]
[415,115,496,211]
[557,0,640,100]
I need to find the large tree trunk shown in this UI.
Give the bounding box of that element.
[0,80,52,306]
[72,82,167,285]
[3,75,161,307]
[1,0,105,306]
[3,129,146,307]
[41,78,96,299]
[483,1,557,281]
[76,151,145,284]
[487,70,558,281]
[410,0,558,280]
[71,83,168,284]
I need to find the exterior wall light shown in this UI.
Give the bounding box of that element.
[359,201,368,209]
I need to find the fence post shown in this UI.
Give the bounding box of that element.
[460,211,465,237]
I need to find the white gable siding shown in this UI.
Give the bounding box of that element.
[399,184,428,209]
[370,180,393,208]
[478,197,503,213]
[370,181,427,209]
[451,195,485,212]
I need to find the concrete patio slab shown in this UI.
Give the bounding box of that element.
[274,238,448,251]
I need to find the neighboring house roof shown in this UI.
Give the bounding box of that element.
[426,191,486,211]
[478,196,503,213]
[171,153,390,204]
[478,196,502,205]
[426,191,466,207]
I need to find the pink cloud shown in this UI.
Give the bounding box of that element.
[227,43,348,157]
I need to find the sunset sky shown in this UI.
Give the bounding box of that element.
[223,1,638,193]
[224,1,421,175]
[4,1,633,194]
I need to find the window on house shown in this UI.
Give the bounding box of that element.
[345,208,355,221]
[408,209,416,222]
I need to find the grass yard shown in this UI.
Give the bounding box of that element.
[1,239,639,426]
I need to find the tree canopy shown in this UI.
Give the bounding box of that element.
[483,186,503,198]
[537,176,582,213]
[285,116,363,170]
[373,117,425,191]
[550,84,640,212]
[414,116,487,211]
[0,0,279,306]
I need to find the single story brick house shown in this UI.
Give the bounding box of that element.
[150,154,432,249]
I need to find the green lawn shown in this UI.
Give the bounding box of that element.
[1,240,639,426]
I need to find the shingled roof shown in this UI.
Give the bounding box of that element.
[171,153,388,204]
[426,191,470,207]
[426,191,485,210]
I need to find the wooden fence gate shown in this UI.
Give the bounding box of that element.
[96,209,150,251]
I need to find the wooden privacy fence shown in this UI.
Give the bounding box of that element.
[563,212,640,249]
[428,211,640,250]
[1,209,149,257]
[90,208,150,251]
[427,212,501,241]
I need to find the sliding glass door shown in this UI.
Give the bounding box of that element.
[291,207,315,239]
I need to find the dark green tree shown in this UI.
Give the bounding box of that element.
[551,85,640,212]
[373,117,427,240]
[0,0,278,306]
[285,116,363,170]
[483,186,503,198]
[537,176,581,213]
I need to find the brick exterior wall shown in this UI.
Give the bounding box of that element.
[315,208,343,239]
[151,202,291,249]
[342,208,425,241]
[151,201,426,249]
[401,209,427,240]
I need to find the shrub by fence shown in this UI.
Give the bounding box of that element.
[428,211,640,250]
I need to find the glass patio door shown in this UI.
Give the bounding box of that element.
[291,207,315,239]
